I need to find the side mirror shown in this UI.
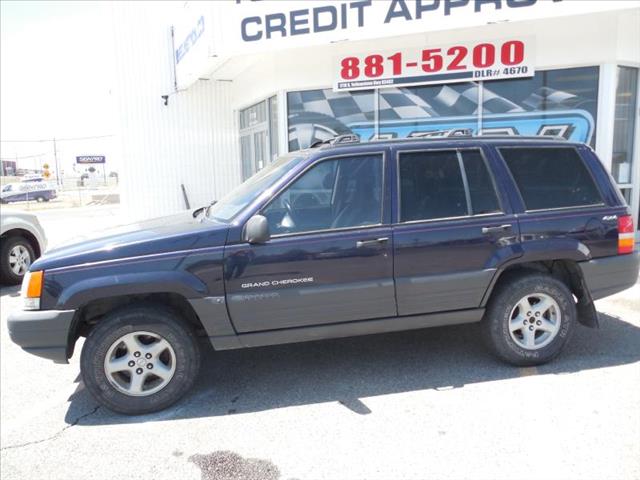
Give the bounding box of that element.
[244,215,270,244]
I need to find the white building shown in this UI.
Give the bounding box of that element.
[111,0,640,237]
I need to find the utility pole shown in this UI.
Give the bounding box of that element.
[53,137,60,186]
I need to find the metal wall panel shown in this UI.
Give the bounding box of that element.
[112,3,239,221]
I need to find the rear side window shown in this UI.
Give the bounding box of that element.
[461,150,501,215]
[398,149,501,222]
[399,150,466,222]
[500,147,603,210]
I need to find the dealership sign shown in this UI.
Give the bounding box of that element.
[334,38,534,91]
[76,156,106,164]
[171,0,639,90]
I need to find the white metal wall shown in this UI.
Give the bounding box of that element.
[112,3,239,221]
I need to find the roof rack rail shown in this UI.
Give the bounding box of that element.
[410,128,474,138]
[310,134,361,148]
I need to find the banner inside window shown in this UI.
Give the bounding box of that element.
[288,67,599,151]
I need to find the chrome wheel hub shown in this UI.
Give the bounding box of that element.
[103,331,176,397]
[508,293,561,350]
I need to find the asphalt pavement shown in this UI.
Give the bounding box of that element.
[1,206,639,480]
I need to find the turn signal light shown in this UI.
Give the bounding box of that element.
[618,215,635,255]
[21,270,43,310]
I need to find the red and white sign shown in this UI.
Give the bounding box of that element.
[334,38,535,92]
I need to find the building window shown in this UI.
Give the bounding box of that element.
[287,89,375,151]
[287,67,600,152]
[378,83,479,140]
[612,66,638,185]
[239,96,279,181]
[481,67,599,146]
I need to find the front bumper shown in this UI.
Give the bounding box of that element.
[579,251,640,301]
[7,309,76,363]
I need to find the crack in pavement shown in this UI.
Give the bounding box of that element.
[0,405,102,452]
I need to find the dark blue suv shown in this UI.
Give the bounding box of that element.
[8,134,639,414]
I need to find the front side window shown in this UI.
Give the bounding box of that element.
[207,153,305,222]
[263,154,383,235]
[499,147,603,211]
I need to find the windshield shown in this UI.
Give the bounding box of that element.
[207,153,306,222]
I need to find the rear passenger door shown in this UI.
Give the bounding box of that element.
[392,146,520,316]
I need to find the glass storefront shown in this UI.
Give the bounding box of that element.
[612,66,639,231]
[287,67,600,151]
[287,89,375,151]
[612,66,638,185]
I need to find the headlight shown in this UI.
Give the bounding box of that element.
[20,270,43,310]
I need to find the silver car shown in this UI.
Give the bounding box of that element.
[0,209,47,284]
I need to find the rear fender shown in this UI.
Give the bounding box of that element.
[482,238,598,327]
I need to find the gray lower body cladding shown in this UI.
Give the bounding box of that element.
[579,251,640,300]
[7,309,75,363]
[208,308,484,350]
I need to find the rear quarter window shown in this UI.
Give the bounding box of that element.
[499,147,603,210]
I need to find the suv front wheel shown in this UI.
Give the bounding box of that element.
[81,305,201,415]
[483,273,576,366]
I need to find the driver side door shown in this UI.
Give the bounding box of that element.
[224,152,396,333]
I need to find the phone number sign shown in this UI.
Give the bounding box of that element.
[334,38,534,91]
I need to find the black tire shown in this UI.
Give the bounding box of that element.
[35,196,45,203]
[0,235,35,285]
[81,305,201,415]
[482,273,576,366]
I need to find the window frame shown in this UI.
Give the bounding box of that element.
[395,146,505,225]
[496,145,606,213]
[258,151,387,239]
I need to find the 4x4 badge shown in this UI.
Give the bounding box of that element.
[602,215,618,222]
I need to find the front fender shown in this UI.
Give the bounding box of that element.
[52,271,207,310]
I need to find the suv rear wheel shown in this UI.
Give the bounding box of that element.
[483,273,576,366]
[80,305,201,415]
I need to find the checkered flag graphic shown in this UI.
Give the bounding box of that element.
[288,84,589,149]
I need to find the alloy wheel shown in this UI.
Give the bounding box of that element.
[103,331,176,397]
[508,293,562,350]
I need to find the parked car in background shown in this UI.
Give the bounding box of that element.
[6,133,639,414]
[0,210,47,284]
[0,182,57,204]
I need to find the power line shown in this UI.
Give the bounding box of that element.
[0,134,115,143]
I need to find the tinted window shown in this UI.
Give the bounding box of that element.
[500,147,602,210]
[461,150,501,215]
[263,154,383,235]
[399,150,468,222]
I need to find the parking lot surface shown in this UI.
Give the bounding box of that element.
[1,208,639,480]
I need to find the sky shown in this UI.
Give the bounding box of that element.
[0,1,116,172]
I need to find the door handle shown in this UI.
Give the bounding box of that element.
[356,237,389,248]
[481,224,512,234]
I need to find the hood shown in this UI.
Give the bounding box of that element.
[31,210,229,271]
[0,208,39,225]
